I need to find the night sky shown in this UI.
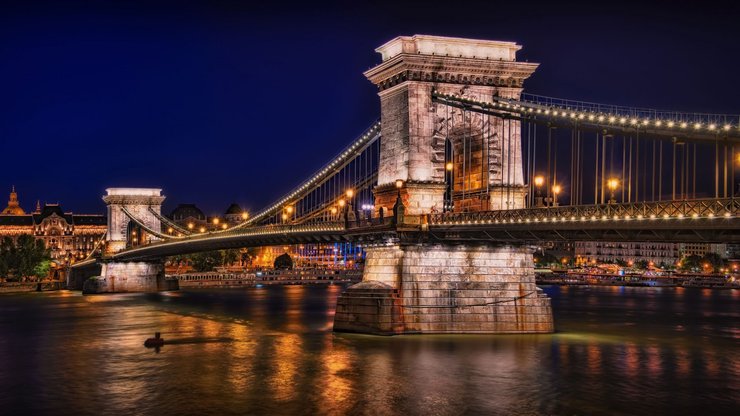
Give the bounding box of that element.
[2,0,739,216]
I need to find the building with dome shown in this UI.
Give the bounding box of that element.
[166,202,249,232]
[0,187,107,268]
[224,203,247,225]
[168,203,208,232]
[1,186,25,215]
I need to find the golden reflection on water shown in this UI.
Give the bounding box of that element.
[268,333,302,402]
[675,348,690,377]
[704,349,720,377]
[586,343,602,375]
[225,323,256,394]
[645,344,661,378]
[1,285,737,415]
[624,342,639,377]
[283,285,305,333]
[559,343,569,366]
[318,336,357,415]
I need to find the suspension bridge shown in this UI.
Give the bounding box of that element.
[71,35,740,335]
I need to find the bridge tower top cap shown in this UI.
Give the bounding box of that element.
[376,35,522,62]
[105,188,162,197]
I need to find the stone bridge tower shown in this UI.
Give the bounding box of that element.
[72,188,175,294]
[102,188,165,254]
[365,35,538,214]
[334,35,553,335]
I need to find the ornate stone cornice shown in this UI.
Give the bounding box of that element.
[365,54,539,92]
[102,195,166,205]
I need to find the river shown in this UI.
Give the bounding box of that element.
[0,285,737,415]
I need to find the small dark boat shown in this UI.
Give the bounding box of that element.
[144,332,165,348]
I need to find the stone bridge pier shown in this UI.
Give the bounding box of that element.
[334,243,553,334]
[79,188,177,293]
[333,35,553,334]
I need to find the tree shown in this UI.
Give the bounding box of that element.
[274,253,293,270]
[190,251,222,272]
[533,253,558,268]
[678,255,702,272]
[634,259,649,270]
[701,252,725,273]
[614,258,628,267]
[0,235,50,281]
[34,259,52,280]
[221,249,240,267]
[0,237,14,279]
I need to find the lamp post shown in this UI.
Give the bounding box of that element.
[445,162,453,212]
[345,189,354,213]
[345,189,355,227]
[552,184,561,207]
[607,178,619,204]
[393,179,405,224]
[534,175,545,207]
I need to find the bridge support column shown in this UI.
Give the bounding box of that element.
[82,260,178,294]
[333,243,553,335]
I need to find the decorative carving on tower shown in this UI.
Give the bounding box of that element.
[364,35,537,214]
[102,188,165,254]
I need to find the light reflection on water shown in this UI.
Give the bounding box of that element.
[0,285,737,415]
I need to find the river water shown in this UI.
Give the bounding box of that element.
[0,285,737,415]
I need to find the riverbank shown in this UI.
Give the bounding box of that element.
[171,269,362,289]
[0,281,64,294]
[536,273,739,289]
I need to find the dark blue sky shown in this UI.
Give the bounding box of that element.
[2,0,739,215]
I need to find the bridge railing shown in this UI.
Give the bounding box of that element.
[429,198,740,225]
[519,93,740,126]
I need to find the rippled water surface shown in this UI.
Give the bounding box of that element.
[0,285,737,415]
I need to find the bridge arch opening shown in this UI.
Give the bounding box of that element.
[447,124,490,212]
[126,220,147,248]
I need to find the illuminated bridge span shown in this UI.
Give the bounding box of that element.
[75,35,740,336]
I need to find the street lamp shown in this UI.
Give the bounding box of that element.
[552,184,561,207]
[533,175,545,207]
[346,189,354,199]
[607,178,619,204]
[446,162,453,171]
[241,212,249,220]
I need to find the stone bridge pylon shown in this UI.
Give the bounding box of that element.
[333,35,553,335]
[103,188,165,253]
[75,188,177,293]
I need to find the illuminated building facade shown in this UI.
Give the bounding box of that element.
[251,243,364,269]
[0,188,106,264]
[575,241,728,266]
